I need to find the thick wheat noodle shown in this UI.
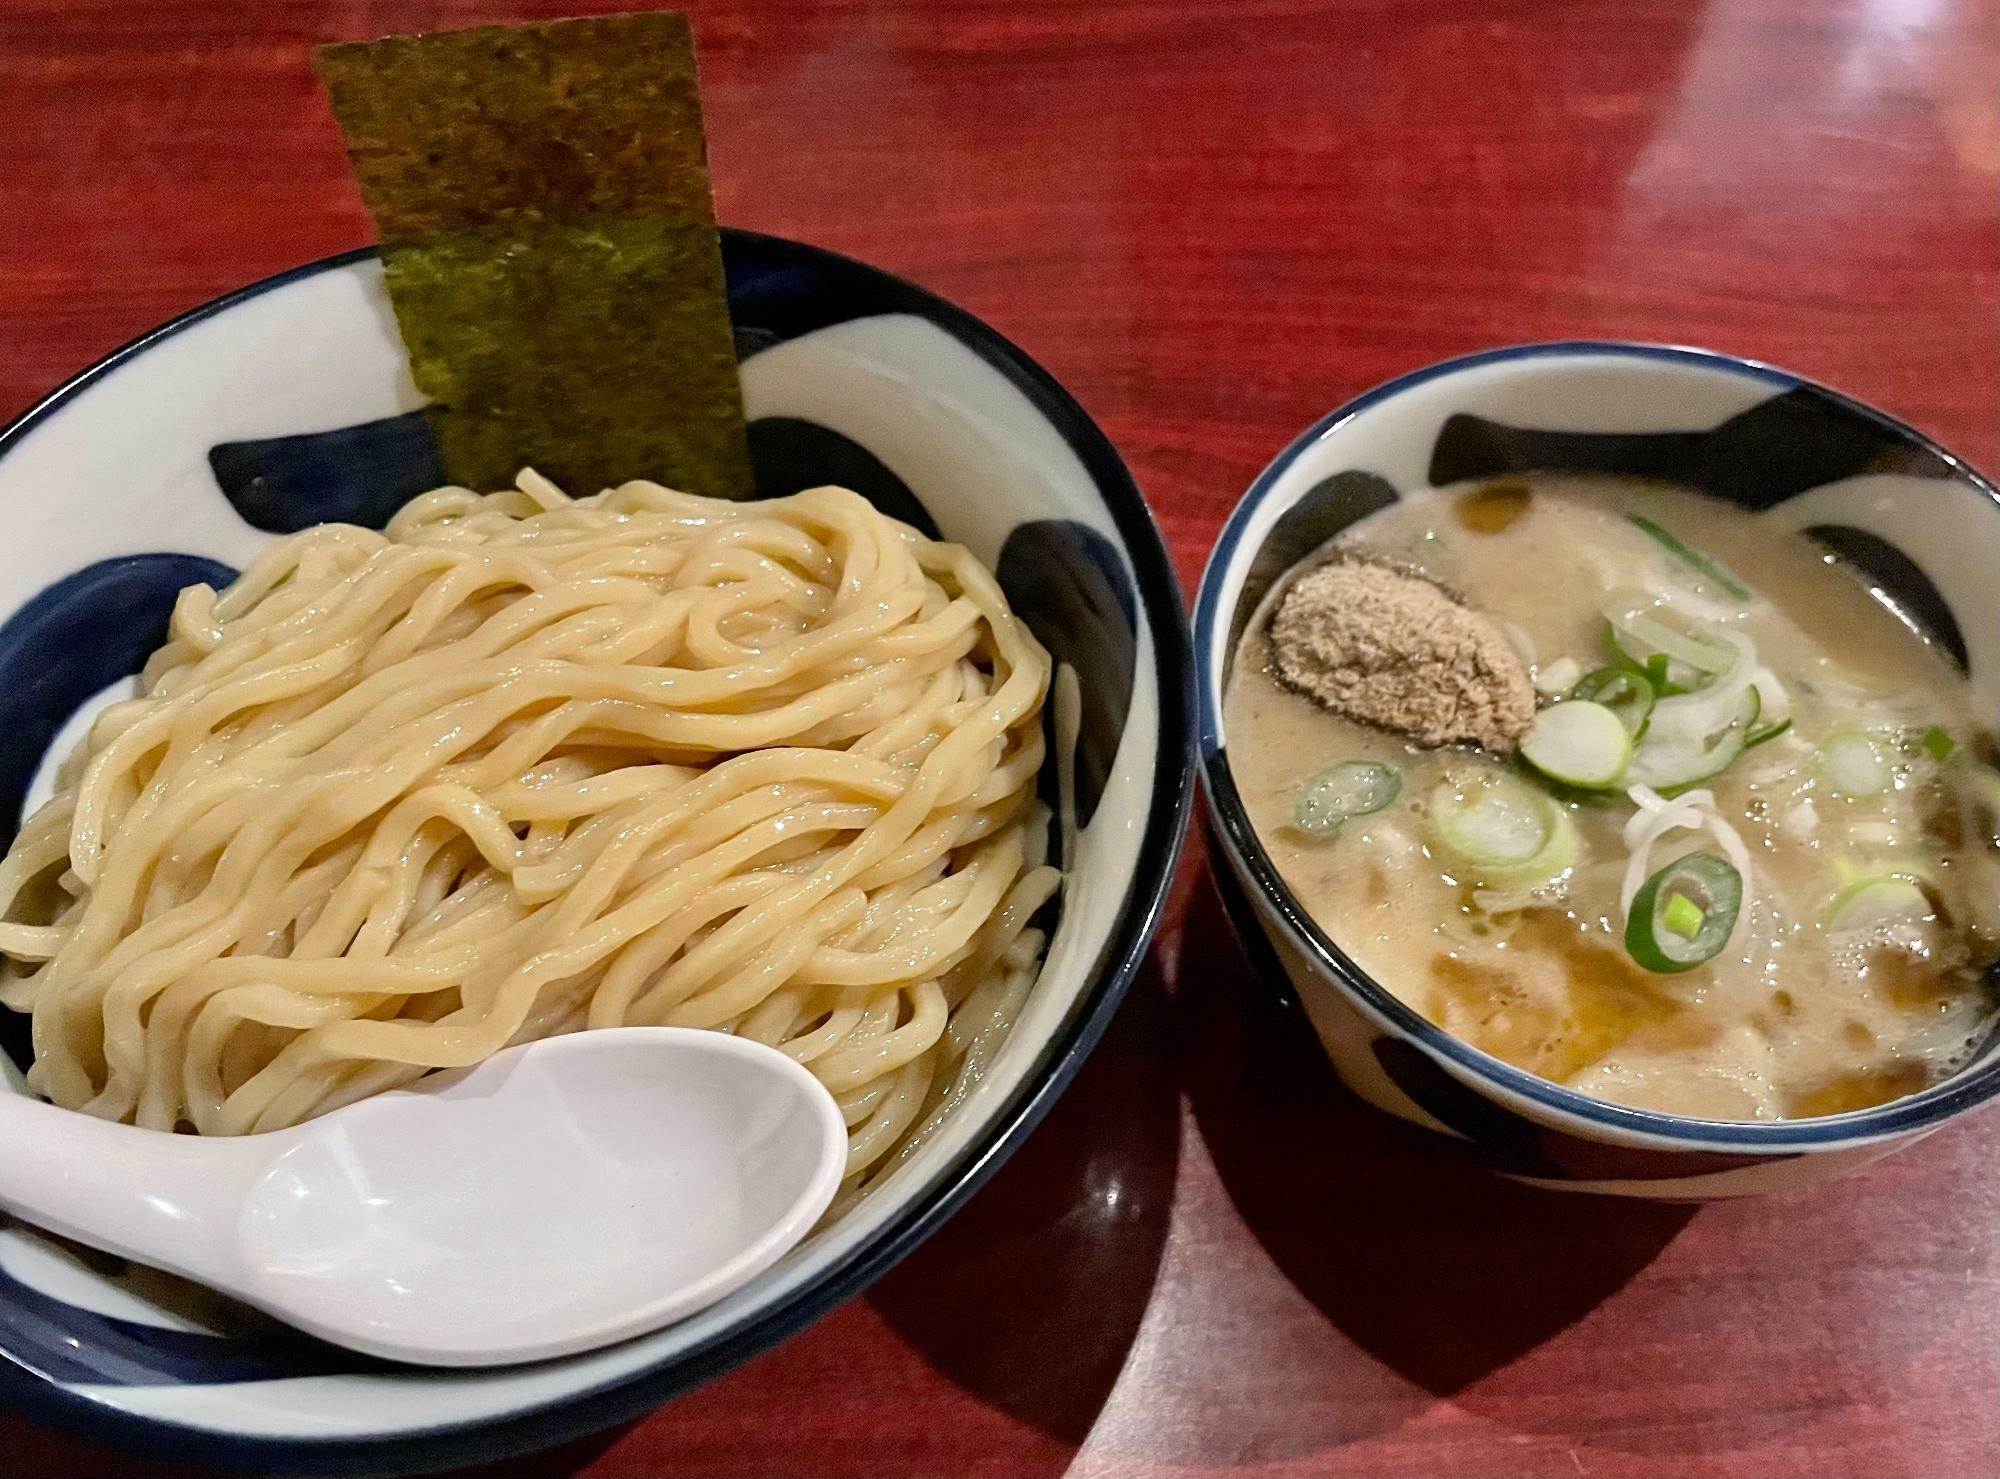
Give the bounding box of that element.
[0,475,1060,1203]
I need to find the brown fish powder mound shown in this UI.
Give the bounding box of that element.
[1267,557,1534,750]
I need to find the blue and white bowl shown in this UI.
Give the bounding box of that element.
[1195,342,2000,1201]
[0,233,1193,1471]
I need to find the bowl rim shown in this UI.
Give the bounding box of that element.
[1194,338,2000,1153]
[0,232,1197,1475]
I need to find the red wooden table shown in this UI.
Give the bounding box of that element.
[3,1,1997,1475]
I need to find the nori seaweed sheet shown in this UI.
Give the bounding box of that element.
[318,13,752,497]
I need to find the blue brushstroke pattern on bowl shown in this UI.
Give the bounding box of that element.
[0,230,1193,1474]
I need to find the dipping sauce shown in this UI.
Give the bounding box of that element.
[1225,474,2000,1121]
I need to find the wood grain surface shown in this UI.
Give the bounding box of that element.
[1,1,1996,1476]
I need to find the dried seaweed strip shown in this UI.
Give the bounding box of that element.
[319,13,751,496]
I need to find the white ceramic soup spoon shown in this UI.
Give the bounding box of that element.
[0,1027,847,1366]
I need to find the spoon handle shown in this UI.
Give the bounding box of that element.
[0,1090,259,1283]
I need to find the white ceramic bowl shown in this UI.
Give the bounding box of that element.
[1196,343,2000,1200]
[0,233,1193,1472]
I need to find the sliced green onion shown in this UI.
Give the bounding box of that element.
[1749,667,1791,728]
[1625,851,1742,973]
[1642,652,1690,698]
[1534,655,1584,697]
[1745,718,1792,750]
[1644,628,1757,741]
[1819,731,1889,797]
[1625,688,1759,793]
[1430,770,1578,885]
[1832,856,1936,889]
[1605,602,1736,686]
[1294,761,1402,837]
[1571,665,1657,737]
[1660,891,1706,940]
[1627,515,1755,603]
[1920,725,1956,763]
[1826,875,1932,933]
[1520,700,1632,788]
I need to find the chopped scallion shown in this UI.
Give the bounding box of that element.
[1627,514,1755,603]
[1429,769,1578,885]
[1625,852,1742,973]
[1826,875,1932,933]
[1571,665,1657,737]
[1745,718,1792,751]
[1294,761,1402,838]
[1660,891,1706,940]
[1818,731,1889,798]
[1520,700,1632,789]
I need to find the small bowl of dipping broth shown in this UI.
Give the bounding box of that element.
[1195,342,2000,1199]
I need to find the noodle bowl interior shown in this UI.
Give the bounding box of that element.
[0,476,1059,1217]
[1226,475,2000,1121]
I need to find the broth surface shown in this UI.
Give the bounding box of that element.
[1224,475,1998,1120]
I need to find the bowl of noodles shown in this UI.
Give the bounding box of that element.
[0,232,1192,1470]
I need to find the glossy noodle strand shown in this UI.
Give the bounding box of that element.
[0,475,1059,1206]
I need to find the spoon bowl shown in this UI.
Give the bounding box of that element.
[0,1029,847,1366]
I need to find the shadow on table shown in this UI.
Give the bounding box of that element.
[866,952,1183,1452]
[1177,868,1698,1399]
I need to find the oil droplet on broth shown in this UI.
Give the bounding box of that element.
[1423,913,1683,1082]
[1785,1062,1930,1118]
[1454,481,1533,534]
